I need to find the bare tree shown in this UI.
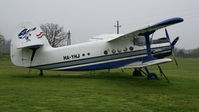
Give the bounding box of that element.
[40,23,68,47]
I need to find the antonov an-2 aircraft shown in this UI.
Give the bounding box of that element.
[11,17,183,81]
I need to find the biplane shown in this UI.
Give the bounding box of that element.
[11,17,184,81]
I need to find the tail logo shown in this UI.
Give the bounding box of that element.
[18,27,36,41]
[36,32,46,39]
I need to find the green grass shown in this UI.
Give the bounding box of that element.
[0,54,199,112]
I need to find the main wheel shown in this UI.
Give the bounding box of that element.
[147,73,158,80]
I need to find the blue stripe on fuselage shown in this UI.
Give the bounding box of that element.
[61,51,172,71]
[31,46,172,71]
[62,56,143,71]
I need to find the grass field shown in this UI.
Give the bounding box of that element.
[0,53,199,112]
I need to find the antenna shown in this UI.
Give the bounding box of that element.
[114,21,121,34]
[67,30,71,45]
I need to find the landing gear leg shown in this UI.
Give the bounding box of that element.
[158,65,170,83]
[144,67,158,80]
[108,69,110,73]
[121,68,124,72]
[39,70,43,76]
[132,68,143,77]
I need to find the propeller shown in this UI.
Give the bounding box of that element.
[171,37,179,46]
[165,28,179,67]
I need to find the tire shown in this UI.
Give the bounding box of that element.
[147,73,158,80]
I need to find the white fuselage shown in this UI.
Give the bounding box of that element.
[25,36,171,71]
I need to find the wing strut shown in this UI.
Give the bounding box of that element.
[139,30,156,62]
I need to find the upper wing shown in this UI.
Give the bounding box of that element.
[108,17,184,43]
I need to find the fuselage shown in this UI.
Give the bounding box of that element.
[27,36,171,71]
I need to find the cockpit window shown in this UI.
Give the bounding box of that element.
[134,36,169,46]
[133,36,146,46]
[152,37,169,44]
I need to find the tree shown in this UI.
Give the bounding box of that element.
[0,34,5,45]
[173,47,199,58]
[190,47,199,58]
[40,23,68,47]
[0,34,5,54]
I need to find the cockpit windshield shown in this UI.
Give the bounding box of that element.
[134,36,169,46]
[152,37,169,44]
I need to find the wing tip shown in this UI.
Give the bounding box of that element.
[152,17,184,27]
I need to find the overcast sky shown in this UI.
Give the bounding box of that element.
[0,0,198,49]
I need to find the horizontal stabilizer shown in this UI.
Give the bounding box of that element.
[17,43,44,49]
[122,58,172,68]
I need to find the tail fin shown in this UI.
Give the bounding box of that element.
[10,22,51,67]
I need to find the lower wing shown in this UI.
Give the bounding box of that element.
[121,58,172,68]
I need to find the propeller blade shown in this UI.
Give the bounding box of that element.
[171,37,179,46]
[165,28,171,43]
[165,28,179,67]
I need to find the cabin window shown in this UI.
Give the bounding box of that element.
[87,53,90,56]
[129,46,134,51]
[123,48,128,52]
[82,53,85,56]
[134,36,146,46]
[112,49,116,54]
[117,49,122,53]
[104,50,108,55]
